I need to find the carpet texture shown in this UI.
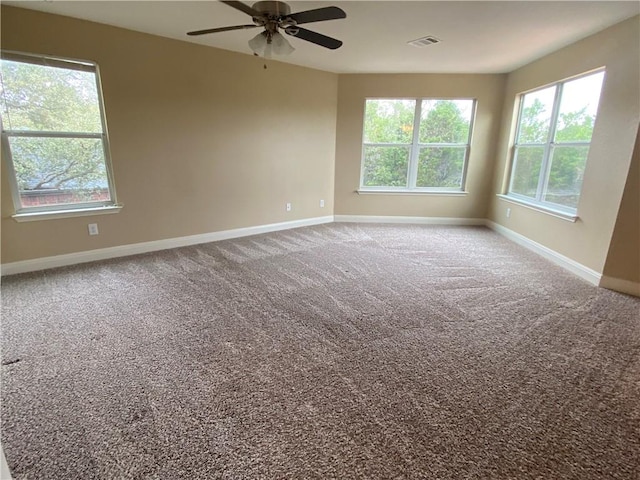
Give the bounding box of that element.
[1,223,639,479]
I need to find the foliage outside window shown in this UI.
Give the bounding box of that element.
[0,51,116,214]
[507,70,605,213]
[361,98,475,191]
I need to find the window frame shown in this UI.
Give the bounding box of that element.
[506,69,605,215]
[0,50,119,218]
[359,97,476,193]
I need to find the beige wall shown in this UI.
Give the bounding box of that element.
[603,125,640,284]
[1,6,338,264]
[488,16,640,273]
[334,74,505,218]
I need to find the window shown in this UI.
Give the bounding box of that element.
[0,51,117,216]
[507,70,605,214]
[360,98,475,191]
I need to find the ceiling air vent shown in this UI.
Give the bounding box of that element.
[408,35,441,47]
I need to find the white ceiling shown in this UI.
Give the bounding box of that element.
[4,1,639,73]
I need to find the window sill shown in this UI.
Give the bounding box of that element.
[357,189,468,196]
[12,205,123,222]
[496,195,578,222]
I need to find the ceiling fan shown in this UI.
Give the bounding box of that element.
[187,1,346,57]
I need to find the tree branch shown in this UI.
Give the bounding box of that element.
[53,169,96,189]
[32,159,78,190]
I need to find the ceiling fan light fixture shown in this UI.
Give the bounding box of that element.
[271,31,295,55]
[248,31,295,58]
[248,31,268,54]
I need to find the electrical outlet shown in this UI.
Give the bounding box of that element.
[320,199,325,208]
[506,208,511,218]
[88,223,99,236]
[286,203,292,212]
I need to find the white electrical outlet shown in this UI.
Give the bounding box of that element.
[320,199,325,208]
[88,223,99,236]
[506,208,511,218]
[286,203,292,212]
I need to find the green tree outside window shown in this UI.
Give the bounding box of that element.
[361,98,474,190]
[508,71,604,212]
[1,53,115,211]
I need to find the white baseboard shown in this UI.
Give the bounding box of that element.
[485,220,601,286]
[1,215,334,276]
[334,215,486,226]
[1,215,614,291]
[599,276,640,297]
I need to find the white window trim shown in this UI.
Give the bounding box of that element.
[505,69,605,216]
[496,194,577,222]
[356,189,468,196]
[12,205,123,223]
[359,97,476,193]
[0,50,120,218]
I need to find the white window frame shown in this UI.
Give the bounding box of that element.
[1,51,120,220]
[359,98,476,193]
[506,69,605,216]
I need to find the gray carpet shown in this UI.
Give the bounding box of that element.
[1,223,639,479]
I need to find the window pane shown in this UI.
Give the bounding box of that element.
[363,99,416,143]
[362,145,409,187]
[554,72,604,143]
[416,147,465,188]
[543,145,589,209]
[510,146,544,198]
[8,136,111,208]
[419,100,473,144]
[0,60,102,133]
[516,86,556,144]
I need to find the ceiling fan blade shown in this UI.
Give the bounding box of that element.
[187,24,258,36]
[285,26,343,50]
[220,1,261,17]
[288,6,346,25]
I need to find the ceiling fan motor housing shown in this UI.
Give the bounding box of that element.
[252,1,297,34]
[252,1,291,18]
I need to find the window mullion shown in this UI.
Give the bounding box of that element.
[407,100,422,188]
[418,142,467,148]
[4,131,103,139]
[538,84,564,201]
[363,142,412,147]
